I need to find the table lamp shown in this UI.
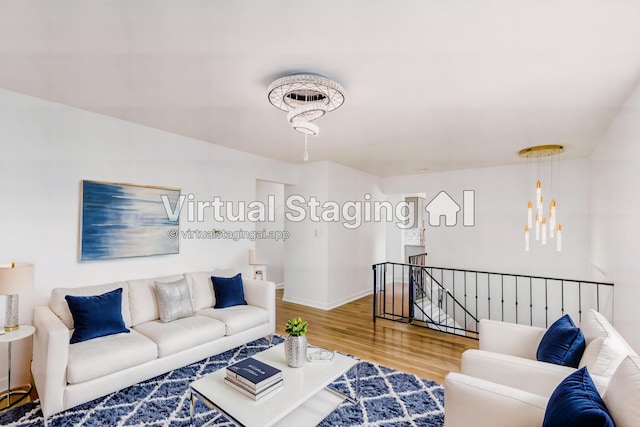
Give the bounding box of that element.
[0,263,34,332]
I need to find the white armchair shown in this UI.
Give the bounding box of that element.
[460,310,635,396]
[445,355,640,427]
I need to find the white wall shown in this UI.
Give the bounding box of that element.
[283,161,386,309]
[0,88,296,389]
[589,79,640,350]
[327,162,386,307]
[383,160,592,280]
[283,162,329,308]
[255,180,285,285]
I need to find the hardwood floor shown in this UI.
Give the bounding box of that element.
[275,289,478,384]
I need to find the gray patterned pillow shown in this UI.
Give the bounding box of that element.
[154,278,194,322]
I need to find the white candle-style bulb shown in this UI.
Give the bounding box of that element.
[525,225,530,252]
[550,200,556,237]
[535,214,540,240]
[527,201,533,229]
[541,218,547,245]
[557,224,562,252]
[536,180,542,211]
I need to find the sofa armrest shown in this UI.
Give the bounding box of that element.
[31,305,70,418]
[444,372,547,427]
[479,319,546,359]
[243,278,275,333]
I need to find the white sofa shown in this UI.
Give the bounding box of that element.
[31,271,275,418]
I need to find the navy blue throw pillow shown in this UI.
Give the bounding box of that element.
[65,288,130,344]
[542,367,614,427]
[537,314,586,368]
[212,273,247,309]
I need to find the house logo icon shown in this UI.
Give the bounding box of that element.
[425,190,475,227]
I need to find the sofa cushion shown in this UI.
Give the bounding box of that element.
[127,274,184,326]
[197,305,269,336]
[212,273,247,309]
[134,315,225,358]
[66,288,130,344]
[537,315,585,368]
[67,329,158,384]
[603,355,640,427]
[184,269,236,311]
[542,367,614,427]
[154,278,194,323]
[50,281,132,328]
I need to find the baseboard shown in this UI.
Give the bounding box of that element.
[282,288,372,311]
[326,289,372,310]
[282,295,332,310]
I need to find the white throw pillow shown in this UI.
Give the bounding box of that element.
[603,355,640,427]
[579,310,636,378]
[580,309,610,343]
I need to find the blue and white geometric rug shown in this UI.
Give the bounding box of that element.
[1,336,444,426]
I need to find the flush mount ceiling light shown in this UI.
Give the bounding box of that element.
[268,73,345,161]
[267,73,345,112]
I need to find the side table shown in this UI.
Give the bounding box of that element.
[0,325,35,410]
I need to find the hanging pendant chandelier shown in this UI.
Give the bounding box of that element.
[267,73,345,161]
[519,145,564,252]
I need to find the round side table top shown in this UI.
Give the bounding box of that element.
[0,325,35,343]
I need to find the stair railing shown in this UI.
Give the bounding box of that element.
[373,262,615,339]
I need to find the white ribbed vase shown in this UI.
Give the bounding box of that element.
[284,335,307,368]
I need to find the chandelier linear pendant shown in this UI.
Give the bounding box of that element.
[267,73,345,161]
[519,145,564,252]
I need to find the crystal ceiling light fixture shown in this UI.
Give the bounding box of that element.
[267,73,345,161]
[519,145,564,252]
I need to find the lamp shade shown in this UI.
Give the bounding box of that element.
[0,263,34,295]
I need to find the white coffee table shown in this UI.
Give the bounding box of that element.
[190,343,359,427]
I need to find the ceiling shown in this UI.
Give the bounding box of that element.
[2,1,640,177]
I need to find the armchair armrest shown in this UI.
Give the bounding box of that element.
[461,349,610,396]
[444,372,547,427]
[31,305,70,418]
[242,278,275,333]
[479,319,546,359]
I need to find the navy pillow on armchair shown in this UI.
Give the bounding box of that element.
[65,287,130,344]
[537,314,586,368]
[542,367,614,427]
[212,273,247,309]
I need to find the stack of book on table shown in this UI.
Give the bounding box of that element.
[225,357,283,400]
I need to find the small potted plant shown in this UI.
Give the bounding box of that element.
[284,317,308,367]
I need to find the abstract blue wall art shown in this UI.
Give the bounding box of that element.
[80,180,180,261]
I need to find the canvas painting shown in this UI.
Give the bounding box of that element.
[80,180,180,261]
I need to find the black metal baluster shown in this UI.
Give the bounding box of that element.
[545,279,549,328]
[529,277,533,326]
[515,276,519,325]
[501,275,504,321]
